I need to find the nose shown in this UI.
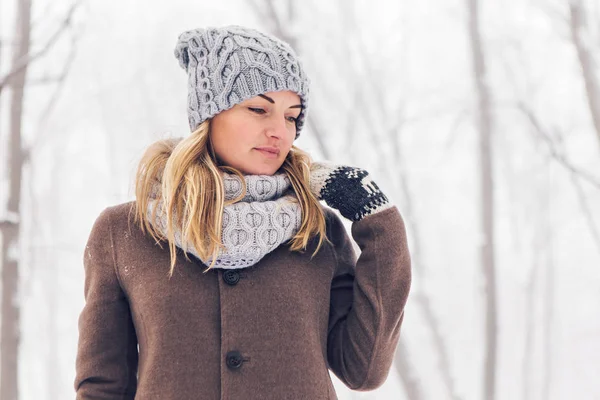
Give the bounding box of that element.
[265,114,289,139]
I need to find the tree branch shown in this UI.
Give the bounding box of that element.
[26,29,79,162]
[517,103,600,190]
[568,168,600,257]
[0,0,82,94]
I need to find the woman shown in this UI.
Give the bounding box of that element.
[75,25,411,399]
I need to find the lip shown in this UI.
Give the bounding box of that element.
[254,147,280,159]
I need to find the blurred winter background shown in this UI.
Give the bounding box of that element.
[0,0,599,399]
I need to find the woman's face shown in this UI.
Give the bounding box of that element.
[210,90,302,175]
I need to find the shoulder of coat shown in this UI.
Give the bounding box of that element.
[102,200,137,231]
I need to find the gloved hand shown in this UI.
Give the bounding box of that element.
[309,161,392,222]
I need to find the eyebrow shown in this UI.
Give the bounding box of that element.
[258,94,302,109]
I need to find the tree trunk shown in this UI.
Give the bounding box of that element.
[394,338,425,400]
[569,0,600,150]
[1,1,31,399]
[521,179,545,400]
[391,127,460,400]
[541,159,554,400]
[466,0,498,399]
[521,243,538,400]
[46,160,61,399]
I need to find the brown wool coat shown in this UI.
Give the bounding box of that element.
[74,201,411,399]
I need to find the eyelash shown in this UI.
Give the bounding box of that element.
[248,107,298,123]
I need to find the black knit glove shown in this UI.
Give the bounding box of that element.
[309,162,391,222]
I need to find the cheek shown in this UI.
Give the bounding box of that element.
[214,134,247,159]
[283,133,295,149]
[212,120,250,152]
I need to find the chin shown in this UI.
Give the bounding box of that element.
[238,164,282,176]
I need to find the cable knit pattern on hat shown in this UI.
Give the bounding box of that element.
[174,25,310,138]
[147,172,302,269]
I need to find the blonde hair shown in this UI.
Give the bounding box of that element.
[134,120,328,276]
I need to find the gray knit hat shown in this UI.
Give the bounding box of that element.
[174,25,310,139]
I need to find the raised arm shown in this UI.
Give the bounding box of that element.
[310,162,412,390]
[326,206,411,390]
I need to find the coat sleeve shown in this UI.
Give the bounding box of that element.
[74,207,139,399]
[326,205,411,391]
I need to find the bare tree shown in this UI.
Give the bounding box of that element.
[496,16,600,394]
[540,162,555,400]
[0,1,80,95]
[393,125,461,400]
[394,339,425,400]
[44,158,62,400]
[519,155,557,400]
[27,26,80,157]
[518,105,600,254]
[0,1,82,398]
[569,0,600,150]
[514,99,598,398]
[466,1,499,399]
[1,1,32,398]
[521,237,538,400]
[337,4,463,398]
[518,105,600,190]
[519,154,550,400]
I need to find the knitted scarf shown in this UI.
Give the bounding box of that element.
[147,172,302,269]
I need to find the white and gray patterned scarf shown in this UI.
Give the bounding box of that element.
[147,171,302,269]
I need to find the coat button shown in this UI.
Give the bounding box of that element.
[226,350,243,370]
[223,270,240,286]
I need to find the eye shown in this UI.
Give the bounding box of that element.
[248,107,266,114]
[286,116,298,123]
